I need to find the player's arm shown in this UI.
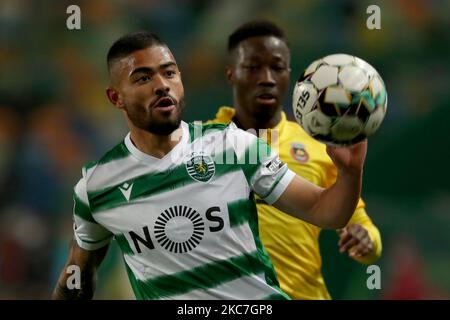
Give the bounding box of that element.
[52,172,113,299]
[52,240,109,300]
[273,141,367,229]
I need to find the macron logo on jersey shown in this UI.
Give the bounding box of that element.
[119,182,133,202]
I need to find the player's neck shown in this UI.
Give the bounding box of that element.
[129,126,183,159]
[233,108,282,133]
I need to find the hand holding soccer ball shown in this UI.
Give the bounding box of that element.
[326,139,367,176]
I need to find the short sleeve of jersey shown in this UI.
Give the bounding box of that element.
[72,172,113,250]
[226,124,295,205]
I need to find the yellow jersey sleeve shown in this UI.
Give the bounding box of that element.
[322,154,382,264]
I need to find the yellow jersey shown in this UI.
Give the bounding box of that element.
[207,106,382,300]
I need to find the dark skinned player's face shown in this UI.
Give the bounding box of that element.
[227,36,290,122]
[107,45,184,135]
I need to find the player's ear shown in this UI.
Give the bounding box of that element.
[106,86,123,109]
[225,67,233,84]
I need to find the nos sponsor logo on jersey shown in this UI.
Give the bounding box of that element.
[127,206,224,254]
[185,152,215,183]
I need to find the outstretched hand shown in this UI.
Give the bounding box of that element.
[326,140,367,175]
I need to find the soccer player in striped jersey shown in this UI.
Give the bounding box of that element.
[208,20,382,299]
[52,31,367,300]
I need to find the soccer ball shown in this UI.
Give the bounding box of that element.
[292,53,387,146]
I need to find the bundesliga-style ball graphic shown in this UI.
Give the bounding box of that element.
[292,54,387,146]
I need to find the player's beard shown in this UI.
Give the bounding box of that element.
[125,96,185,136]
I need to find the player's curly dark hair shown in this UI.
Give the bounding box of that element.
[228,20,289,52]
[107,31,166,72]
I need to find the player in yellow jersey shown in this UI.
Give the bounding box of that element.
[207,20,382,299]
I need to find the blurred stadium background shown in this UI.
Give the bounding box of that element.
[0,0,449,299]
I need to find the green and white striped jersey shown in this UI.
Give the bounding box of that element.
[73,121,295,300]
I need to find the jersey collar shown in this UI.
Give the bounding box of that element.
[124,121,189,164]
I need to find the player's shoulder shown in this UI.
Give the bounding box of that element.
[187,121,230,143]
[190,121,259,153]
[223,122,260,141]
[189,121,246,140]
[81,140,130,180]
[191,121,230,132]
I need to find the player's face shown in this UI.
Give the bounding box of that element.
[108,45,185,135]
[228,36,290,122]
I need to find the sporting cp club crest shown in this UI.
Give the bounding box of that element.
[290,142,309,162]
[185,152,215,183]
